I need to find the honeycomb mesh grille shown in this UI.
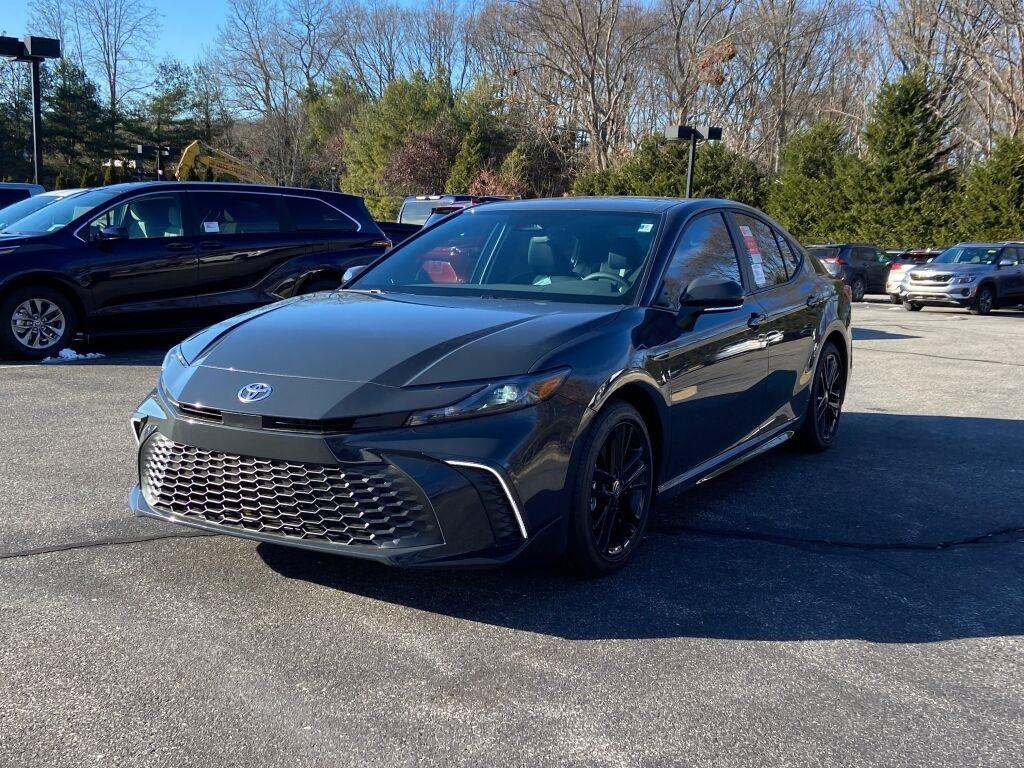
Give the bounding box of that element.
[141,434,441,548]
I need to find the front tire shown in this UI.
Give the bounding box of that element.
[903,300,922,312]
[797,341,846,452]
[889,294,902,305]
[0,286,78,360]
[970,285,994,315]
[568,401,654,576]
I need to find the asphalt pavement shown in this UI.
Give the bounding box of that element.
[1,300,1022,767]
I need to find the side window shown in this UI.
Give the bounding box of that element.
[775,231,802,276]
[734,214,788,287]
[88,194,184,240]
[285,197,358,232]
[190,192,281,235]
[657,212,742,309]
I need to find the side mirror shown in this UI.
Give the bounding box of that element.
[676,276,744,330]
[342,264,367,283]
[94,225,128,242]
[998,258,1015,267]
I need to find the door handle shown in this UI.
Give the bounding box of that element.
[747,312,766,329]
[165,241,194,252]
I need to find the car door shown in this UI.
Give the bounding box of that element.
[730,212,820,428]
[644,211,770,478]
[283,194,387,271]
[77,191,198,330]
[189,189,309,316]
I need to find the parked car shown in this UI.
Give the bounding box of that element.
[0,188,90,231]
[397,194,512,225]
[884,248,942,303]
[901,242,1024,314]
[0,182,389,358]
[806,242,890,301]
[130,196,852,574]
[0,183,45,208]
[374,220,421,246]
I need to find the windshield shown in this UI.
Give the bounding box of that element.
[1,188,120,235]
[352,207,661,304]
[932,246,1000,265]
[0,192,82,230]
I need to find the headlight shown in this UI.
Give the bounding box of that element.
[163,344,189,370]
[407,368,571,426]
[954,274,976,284]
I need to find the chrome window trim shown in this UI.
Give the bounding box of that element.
[445,459,528,539]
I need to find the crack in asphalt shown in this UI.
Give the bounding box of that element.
[0,530,220,561]
[655,524,1024,552]
[2,523,1022,563]
[854,346,1024,367]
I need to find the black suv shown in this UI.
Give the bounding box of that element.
[806,243,890,301]
[0,182,389,358]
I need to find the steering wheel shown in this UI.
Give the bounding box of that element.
[582,271,631,291]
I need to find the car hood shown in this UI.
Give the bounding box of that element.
[165,290,619,419]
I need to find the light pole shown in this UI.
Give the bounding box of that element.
[0,36,62,186]
[664,124,722,198]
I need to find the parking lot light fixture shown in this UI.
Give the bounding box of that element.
[664,124,723,198]
[0,36,63,185]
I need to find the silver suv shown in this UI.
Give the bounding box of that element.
[901,242,1024,314]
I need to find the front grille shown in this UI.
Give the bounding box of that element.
[171,399,408,434]
[141,434,441,548]
[910,272,952,283]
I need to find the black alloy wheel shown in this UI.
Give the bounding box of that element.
[850,276,866,302]
[570,401,654,575]
[970,285,994,315]
[798,341,846,451]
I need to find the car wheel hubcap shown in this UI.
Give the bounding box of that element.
[814,350,844,441]
[11,298,65,350]
[980,291,992,311]
[589,422,652,559]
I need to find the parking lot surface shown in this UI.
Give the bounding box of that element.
[1,301,1022,767]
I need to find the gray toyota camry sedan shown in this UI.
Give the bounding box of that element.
[130,197,852,574]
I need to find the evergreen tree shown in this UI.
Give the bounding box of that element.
[955,137,1024,241]
[849,72,955,248]
[767,122,859,241]
[43,61,107,180]
[446,122,486,193]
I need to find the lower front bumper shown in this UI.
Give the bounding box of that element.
[902,283,976,306]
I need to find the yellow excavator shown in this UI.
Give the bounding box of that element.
[175,140,275,185]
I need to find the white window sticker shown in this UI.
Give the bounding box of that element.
[739,225,767,287]
[638,222,653,233]
[203,221,220,233]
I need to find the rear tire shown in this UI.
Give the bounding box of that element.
[568,401,654,577]
[0,285,78,360]
[969,285,994,315]
[888,294,902,305]
[903,301,922,312]
[850,276,866,302]
[797,341,846,452]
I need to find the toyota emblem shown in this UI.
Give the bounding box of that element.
[237,382,273,403]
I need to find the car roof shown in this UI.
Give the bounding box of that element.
[467,196,733,214]
[954,242,1005,248]
[98,181,362,200]
[38,188,88,198]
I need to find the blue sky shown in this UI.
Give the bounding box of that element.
[4,0,234,64]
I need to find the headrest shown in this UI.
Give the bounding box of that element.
[605,237,643,271]
[529,236,573,275]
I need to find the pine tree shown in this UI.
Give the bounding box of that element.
[955,137,1024,241]
[767,122,859,241]
[446,122,486,194]
[849,72,955,248]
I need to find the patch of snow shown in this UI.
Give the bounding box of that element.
[41,348,105,363]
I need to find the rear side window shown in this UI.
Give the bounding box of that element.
[733,214,788,288]
[190,192,281,235]
[657,212,742,309]
[287,197,358,232]
[775,233,802,276]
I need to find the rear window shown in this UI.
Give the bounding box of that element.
[286,196,358,232]
[399,200,440,225]
[807,246,840,259]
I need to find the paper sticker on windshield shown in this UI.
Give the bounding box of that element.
[740,225,767,286]
[638,223,653,233]
[203,221,220,233]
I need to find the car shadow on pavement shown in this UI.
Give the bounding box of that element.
[851,327,919,341]
[259,411,1024,644]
